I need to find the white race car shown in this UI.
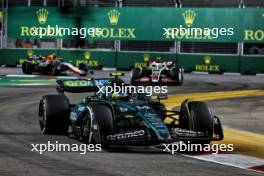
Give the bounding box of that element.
[131,61,184,86]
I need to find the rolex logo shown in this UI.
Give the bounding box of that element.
[84,51,91,60]
[27,50,34,57]
[143,54,150,62]
[204,56,211,65]
[107,9,120,25]
[182,9,196,26]
[36,8,49,24]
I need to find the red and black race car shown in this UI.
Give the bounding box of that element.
[131,61,184,86]
[22,54,92,76]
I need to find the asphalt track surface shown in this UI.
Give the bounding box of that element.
[0,68,264,176]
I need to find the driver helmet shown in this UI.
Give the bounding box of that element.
[111,92,129,101]
[46,54,57,61]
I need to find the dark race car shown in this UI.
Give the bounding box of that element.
[131,61,184,86]
[38,78,223,147]
[22,54,91,76]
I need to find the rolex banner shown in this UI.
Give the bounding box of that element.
[8,7,264,42]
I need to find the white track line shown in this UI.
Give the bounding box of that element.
[151,145,264,174]
[191,71,209,75]
[13,83,54,86]
[223,72,241,76]
[6,74,79,79]
[189,153,264,174]
[102,67,117,71]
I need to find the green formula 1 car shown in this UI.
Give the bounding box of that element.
[38,77,223,146]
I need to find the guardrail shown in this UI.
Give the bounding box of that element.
[0,49,263,74]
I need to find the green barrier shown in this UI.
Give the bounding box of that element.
[0,49,115,68]
[116,52,177,69]
[1,49,264,74]
[7,7,264,42]
[57,50,116,68]
[0,49,53,65]
[240,56,264,74]
[178,54,240,73]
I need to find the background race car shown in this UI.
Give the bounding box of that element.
[38,79,223,147]
[131,61,184,86]
[22,54,91,76]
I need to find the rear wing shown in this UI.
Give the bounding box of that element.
[56,79,99,93]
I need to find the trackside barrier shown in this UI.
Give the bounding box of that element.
[0,49,264,74]
[0,49,116,68]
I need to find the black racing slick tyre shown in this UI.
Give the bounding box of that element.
[22,62,33,74]
[39,95,70,135]
[81,113,92,144]
[51,61,61,75]
[131,67,141,85]
[78,63,88,76]
[131,67,141,79]
[79,63,88,72]
[89,103,115,135]
[88,103,114,149]
[188,101,214,144]
[171,67,183,86]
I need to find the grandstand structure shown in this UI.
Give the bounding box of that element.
[0,0,264,74]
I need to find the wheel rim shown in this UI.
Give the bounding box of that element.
[82,115,91,143]
[39,100,47,133]
[178,70,182,82]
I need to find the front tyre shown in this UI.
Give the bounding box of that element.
[171,67,183,86]
[188,101,214,144]
[89,103,114,148]
[81,113,92,144]
[39,95,70,135]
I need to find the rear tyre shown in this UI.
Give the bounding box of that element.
[78,63,88,76]
[22,62,33,74]
[79,63,88,73]
[188,101,214,144]
[171,67,183,86]
[39,95,70,135]
[51,61,61,75]
[131,67,141,85]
